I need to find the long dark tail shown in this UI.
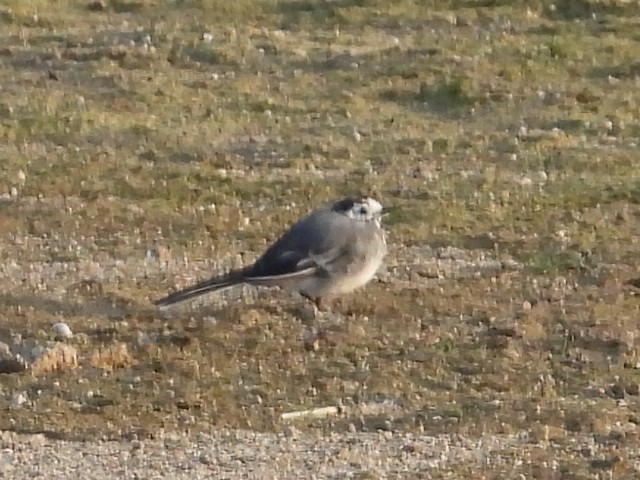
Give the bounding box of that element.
[155,271,245,308]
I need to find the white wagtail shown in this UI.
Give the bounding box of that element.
[155,196,387,309]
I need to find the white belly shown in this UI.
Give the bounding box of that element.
[343,254,384,291]
[297,248,385,298]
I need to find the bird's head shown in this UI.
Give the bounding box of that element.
[331,196,384,226]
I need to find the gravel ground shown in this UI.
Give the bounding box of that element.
[0,429,566,479]
[0,243,630,479]
[2,427,631,479]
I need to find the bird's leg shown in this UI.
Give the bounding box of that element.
[296,294,325,319]
[297,294,326,351]
[291,293,316,326]
[299,295,345,351]
[299,293,323,311]
[313,297,323,310]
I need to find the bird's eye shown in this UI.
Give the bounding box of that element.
[359,207,368,215]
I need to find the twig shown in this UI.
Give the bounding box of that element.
[281,406,341,421]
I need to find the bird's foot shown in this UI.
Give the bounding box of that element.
[300,293,333,312]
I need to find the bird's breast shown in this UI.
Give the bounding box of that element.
[334,229,386,293]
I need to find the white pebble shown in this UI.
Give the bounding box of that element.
[517,176,533,187]
[53,322,73,339]
[11,392,28,407]
[535,170,548,183]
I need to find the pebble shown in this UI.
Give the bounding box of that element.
[53,322,73,340]
[10,391,28,407]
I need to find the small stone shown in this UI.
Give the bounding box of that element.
[402,443,425,454]
[122,375,142,385]
[53,322,73,340]
[296,304,319,326]
[432,138,449,153]
[27,434,46,448]
[591,456,622,471]
[0,453,14,473]
[292,48,308,60]
[517,176,533,187]
[372,418,393,431]
[136,330,152,347]
[303,329,320,352]
[283,426,298,438]
[535,170,548,183]
[86,0,106,11]
[147,245,171,263]
[607,383,626,400]
[10,391,28,407]
[131,440,144,454]
[0,356,27,374]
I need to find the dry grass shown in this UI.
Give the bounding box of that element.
[1,0,640,476]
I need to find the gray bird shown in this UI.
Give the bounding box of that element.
[155,196,387,308]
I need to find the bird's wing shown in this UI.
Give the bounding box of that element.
[243,246,346,283]
[242,209,355,283]
[307,246,349,273]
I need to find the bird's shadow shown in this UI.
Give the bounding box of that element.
[156,291,318,327]
[0,292,151,344]
[0,285,369,342]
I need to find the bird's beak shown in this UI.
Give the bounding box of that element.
[380,205,397,217]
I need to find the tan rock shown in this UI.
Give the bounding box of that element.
[89,342,135,371]
[30,343,78,375]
